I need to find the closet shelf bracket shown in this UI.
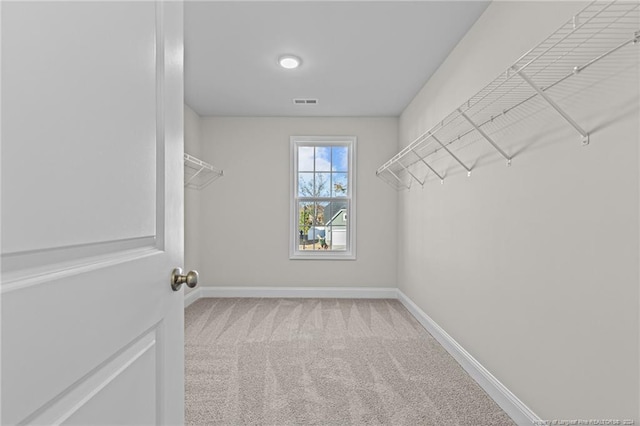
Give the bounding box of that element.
[386,168,411,190]
[412,149,445,184]
[513,67,590,146]
[184,153,223,190]
[398,159,425,188]
[430,133,472,176]
[458,109,512,165]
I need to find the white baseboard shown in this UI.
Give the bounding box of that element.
[183,285,540,425]
[196,286,397,299]
[184,288,202,308]
[396,290,540,426]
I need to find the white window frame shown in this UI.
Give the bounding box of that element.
[290,136,356,260]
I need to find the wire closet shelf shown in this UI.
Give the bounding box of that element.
[184,153,223,190]
[376,0,640,191]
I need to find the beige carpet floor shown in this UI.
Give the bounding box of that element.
[185,298,514,426]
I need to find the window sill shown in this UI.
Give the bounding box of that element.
[290,252,356,261]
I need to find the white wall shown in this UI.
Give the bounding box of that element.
[184,105,202,285]
[198,117,398,288]
[398,1,639,422]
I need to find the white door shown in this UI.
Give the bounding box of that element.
[1,1,186,425]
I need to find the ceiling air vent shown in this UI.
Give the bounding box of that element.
[293,98,318,105]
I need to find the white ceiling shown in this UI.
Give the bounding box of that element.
[185,1,489,117]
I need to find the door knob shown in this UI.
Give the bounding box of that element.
[171,268,199,291]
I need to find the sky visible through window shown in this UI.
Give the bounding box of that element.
[298,146,348,198]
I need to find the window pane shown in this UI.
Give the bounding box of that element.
[315,173,331,197]
[332,173,348,197]
[315,146,331,171]
[332,146,348,172]
[325,201,347,251]
[298,202,318,251]
[323,201,347,251]
[316,201,329,227]
[298,173,314,197]
[314,201,347,252]
[327,225,347,251]
[298,202,328,251]
[323,200,347,225]
[298,146,314,172]
[298,173,315,197]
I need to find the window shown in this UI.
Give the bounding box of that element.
[290,136,356,260]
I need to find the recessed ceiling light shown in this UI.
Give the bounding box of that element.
[278,55,301,69]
